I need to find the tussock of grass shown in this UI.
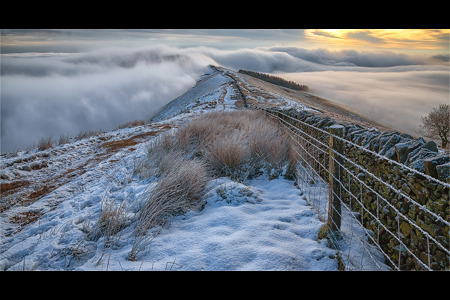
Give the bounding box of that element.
[205,131,252,181]
[37,136,53,151]
[135,155,209,236]
[58,134,71,146]
[88,198,129,247]
[134,110,297,239]
[129,152,209,260]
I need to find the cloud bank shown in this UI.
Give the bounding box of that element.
[1,44,448,152]
[197,46,448,137]
[195,46,448,73]
[278,70,449,137]
[1,45,215,152]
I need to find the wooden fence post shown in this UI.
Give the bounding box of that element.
[328,125,344,233]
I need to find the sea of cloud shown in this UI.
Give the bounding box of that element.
[277,69,449,136]
[1,44,448,152]
[1,45,214,152]
[198,46,448,137]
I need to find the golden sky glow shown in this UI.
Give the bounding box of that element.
[1,29,449,57]
[304,29,450,53]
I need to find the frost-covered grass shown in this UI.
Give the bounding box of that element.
[141,110,296,181]
[127,153,210,261]
[133,110,298,242]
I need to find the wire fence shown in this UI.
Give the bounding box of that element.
[260,107,449,271]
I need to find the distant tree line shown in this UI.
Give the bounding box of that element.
[238,69,309,92]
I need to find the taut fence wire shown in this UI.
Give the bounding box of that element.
[259,107,449,271]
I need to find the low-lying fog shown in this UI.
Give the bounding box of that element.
[1,45,448,153]
[278,69,449,137]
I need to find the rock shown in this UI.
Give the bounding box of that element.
[432,197,448,212]
[362,131,378,149]
[351,130,378,148]
[316,117,332,128]
[384,146,398,160]
[423,154,450,179]
[408,148,437,164]
[402,182,411,193]
[395,138,426,164]
[436,162,450,181]
[345,126,364,141]
[379,133,408,156]
[400,221,412,237]
[423,141,438,153]
[419,252,429,266]
[346,128,366,140]
[409,182,425,198]
[410,230,419,247]
[409,158,427,173]
[378,131,399,150]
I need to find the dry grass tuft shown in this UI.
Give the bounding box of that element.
[130,109,297,251]
[37,136,53,151]
[204,131,253,181]
[116,119,146,130]
[138,109,296,185]
[130,152,209,260]
[135,153,209,236]
[58,134,71,146]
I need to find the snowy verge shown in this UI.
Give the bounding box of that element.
[76,176,339,271]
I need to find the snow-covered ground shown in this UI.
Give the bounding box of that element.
[72,176,339,271]
[0,66,388,271]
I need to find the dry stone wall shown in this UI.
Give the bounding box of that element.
[269,107,449,270]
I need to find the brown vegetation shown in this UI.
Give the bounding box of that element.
[116,119,146,130]
[37,137,53,151]
[133,110,296,242]
[101,124,174,154]
[0,180,31,198]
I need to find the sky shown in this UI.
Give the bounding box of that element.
[1,29,449,152]
[1,29,449,55]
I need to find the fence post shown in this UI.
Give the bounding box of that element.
[327,125,344,233]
